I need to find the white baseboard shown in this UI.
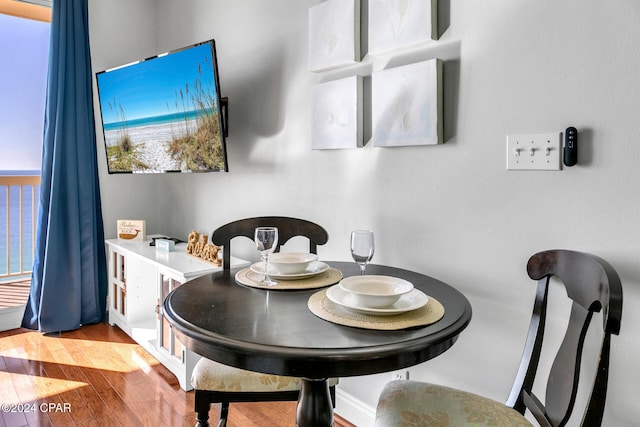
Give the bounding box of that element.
[335,387,376,427]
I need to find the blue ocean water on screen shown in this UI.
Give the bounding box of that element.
[0,171,38,276]
[102,108,213,132]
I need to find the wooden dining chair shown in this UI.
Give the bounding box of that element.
[374,249,623,427]
[190,216,335,427]
[213,216,329,270]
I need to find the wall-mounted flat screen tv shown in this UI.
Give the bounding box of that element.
[95,40,228,174]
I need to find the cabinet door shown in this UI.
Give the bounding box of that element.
[125,256,157,324]
[158,273,185,362]
[109,248,127,318]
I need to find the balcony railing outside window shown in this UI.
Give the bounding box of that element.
[0,175,40,280]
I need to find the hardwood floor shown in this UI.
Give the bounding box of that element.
[0,323,356,427]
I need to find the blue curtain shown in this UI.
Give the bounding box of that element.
[22,0,107,332]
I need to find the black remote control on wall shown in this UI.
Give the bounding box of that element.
[564,127,578,167]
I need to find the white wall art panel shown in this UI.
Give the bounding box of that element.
[372,59,442,147]
[309,0,360,72]
[311,76,362,149]
[369,0,437,55]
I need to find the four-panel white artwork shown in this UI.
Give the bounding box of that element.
[309,0,441,149]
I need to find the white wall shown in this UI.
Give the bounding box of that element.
[91,1,640,425]
[89,0,163,236]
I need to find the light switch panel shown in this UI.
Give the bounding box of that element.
[506,133,561,171]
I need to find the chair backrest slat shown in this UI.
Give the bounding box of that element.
[507,250,623,427]
[546,303,593,426]
[211,216,329,270]
[506,278,549,413]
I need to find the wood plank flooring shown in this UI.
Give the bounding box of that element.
[0,323,356,427]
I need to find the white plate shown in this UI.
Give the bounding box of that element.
[250,261,329,280]
[326,285,428,316]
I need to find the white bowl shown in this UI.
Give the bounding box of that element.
[339,275,414,308]
[269,252,319,275]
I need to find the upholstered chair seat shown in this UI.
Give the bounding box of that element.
[375,380,532,427]
[192,357,338,393]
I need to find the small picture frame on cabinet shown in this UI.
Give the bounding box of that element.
[117,219,146,241]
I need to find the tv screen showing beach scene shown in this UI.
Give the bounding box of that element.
[95,40,228,173]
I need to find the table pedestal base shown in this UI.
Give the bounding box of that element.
[296,378,334,427]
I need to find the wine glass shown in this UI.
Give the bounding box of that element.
[350,230,374,275]
[255,227,279,286]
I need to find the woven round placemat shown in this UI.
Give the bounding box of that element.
[307,288,445,330]
[235,267,343,290]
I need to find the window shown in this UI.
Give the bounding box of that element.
[1,5,49,284]
[0,10,50,172]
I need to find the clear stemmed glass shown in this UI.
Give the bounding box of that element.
[350,230,374,275]
[255,227,279,286]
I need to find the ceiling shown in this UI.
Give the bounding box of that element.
[0,0,51,22]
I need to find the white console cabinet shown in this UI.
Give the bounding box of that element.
[105,237,248,390]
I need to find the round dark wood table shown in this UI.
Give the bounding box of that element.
[163,261,472,427]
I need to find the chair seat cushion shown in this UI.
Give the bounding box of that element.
[192,357,338,392]
[375,380,533,427]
